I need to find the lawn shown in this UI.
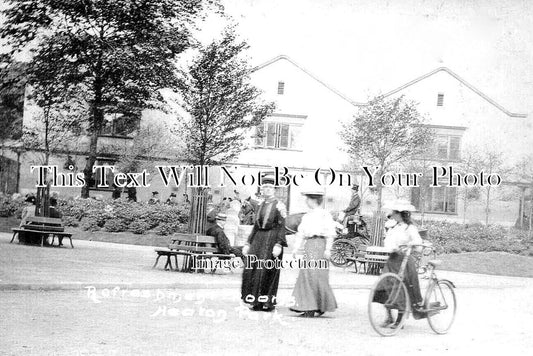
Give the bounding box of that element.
[439,251,533,278]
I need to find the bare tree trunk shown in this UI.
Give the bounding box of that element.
[81,71,104,198]
[485,186,491,225]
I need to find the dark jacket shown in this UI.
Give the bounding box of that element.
[206,224,233,255]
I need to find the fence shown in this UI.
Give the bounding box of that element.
[188,188,208,234]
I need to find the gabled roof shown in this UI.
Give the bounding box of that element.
[252,55,528,118]
[380,67,527,118]
[251,55,364,106]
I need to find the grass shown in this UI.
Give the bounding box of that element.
[439,251,533,278]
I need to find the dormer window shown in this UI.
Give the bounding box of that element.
[437,93,444,106]
[277,81,285,95]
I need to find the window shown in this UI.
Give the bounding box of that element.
[88,158,116,190]
[101,113,139,137]
[254,122,302,150]
[277,81,285,95]
[434,135,461,160]
[411,186,457,214]
[437,93,444,106]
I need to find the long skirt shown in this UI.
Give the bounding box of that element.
[372,251,423,311]
[290,238,337,313]
[241,228,283,309]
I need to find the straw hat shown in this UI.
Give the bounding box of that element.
[383,199,416,212]
[301,189,325,196]
[215,213,227,221]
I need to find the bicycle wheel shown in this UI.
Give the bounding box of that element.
[368,273,410,336]
[425,280,457,334]
[330,239,356,267]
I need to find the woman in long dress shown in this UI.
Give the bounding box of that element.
[290,190,337,317]
[373,200,424,328]
[241,176,287,311]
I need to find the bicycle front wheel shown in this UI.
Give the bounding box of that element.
[425,280,457,334]
[368,273,410,336]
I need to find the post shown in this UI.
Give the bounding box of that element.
[371,210,386,246]
[188,187,208,234]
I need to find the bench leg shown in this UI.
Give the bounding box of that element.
[153,254,162,269]
[164,256,171,270]
[50,235,55,246]
[69,237,74,248]
[10,231,17,243]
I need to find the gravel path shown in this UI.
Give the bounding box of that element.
[1,286,532,355]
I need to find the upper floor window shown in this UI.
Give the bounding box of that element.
[437,93,444,106]
[434,135,461,160]
[100,113,139,138]
[277,81,285,95]
[254,122,302,150]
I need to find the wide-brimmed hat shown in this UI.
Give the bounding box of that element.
[301,189,325,196]
[215,213,227,221]
[383,199,416,212]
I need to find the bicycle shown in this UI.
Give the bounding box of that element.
[368,244,457,336]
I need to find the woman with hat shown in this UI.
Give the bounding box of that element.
[375,200,424,329]
[289,189,338,317]
[241,174,288,312]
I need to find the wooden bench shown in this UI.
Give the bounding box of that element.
[10,216,73,248]
[153,233,236,273]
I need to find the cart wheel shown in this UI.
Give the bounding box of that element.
[330,239,357,267]
[368,273,410,336]
[425,280,457,334]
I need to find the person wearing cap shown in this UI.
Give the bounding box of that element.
[342,183,361,234]
[206,213,244,259]
[290,189,338,317]
[148,191,160,205]
[241,174,288,312]
[374,200,425,329]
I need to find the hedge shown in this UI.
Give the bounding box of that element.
[57,197,190,235]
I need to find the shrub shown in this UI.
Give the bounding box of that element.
[128,220,151,234]
[104,219,128,232]
[56,197,189,234]
[0,195,25,217]
[80,217,101,232]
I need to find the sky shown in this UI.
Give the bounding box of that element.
[1,0,532,114]
[201,0,533,114]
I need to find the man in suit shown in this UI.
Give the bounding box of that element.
[206,213,244,258]
[343,183,361,237]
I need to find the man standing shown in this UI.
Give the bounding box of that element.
[206,213,244,259]
[343,183,361,236]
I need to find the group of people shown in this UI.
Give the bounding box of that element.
[147,191,189,205]
[234,176,425,323]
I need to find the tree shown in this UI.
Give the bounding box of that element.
[177,27,274,166]
[1,0,220,197]
[0,61,26,148]
[341,95,432,210]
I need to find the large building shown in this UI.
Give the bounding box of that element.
[1,55,531,225]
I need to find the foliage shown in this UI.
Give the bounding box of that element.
[0,62,25,143]
[177,27,274,165]
[341,95,432,210]
[57,197,189,234]
[419,220,531,255]
[0,194,25,217]
[1,0,221,197]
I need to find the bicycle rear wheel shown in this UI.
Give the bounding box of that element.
[368,273,410,336]
[425,280,457,334]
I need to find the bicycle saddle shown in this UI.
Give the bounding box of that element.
[428,259,442,267]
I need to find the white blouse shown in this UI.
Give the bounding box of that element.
[383,222,422,249]
[297,208,337,238]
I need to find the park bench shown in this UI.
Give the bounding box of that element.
[153,233,237,273]
[10,216,73,248]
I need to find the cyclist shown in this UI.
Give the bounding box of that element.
[377,200,425,328]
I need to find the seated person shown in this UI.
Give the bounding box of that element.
[49,197,64,246]
[205,213,244,259]
[18,195,37,244]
